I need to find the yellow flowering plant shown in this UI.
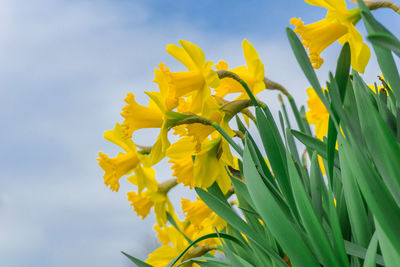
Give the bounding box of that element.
[99,0,400,266]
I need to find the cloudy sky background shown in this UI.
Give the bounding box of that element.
[1,0,399,266]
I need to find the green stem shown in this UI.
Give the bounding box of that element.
[212,122,243,156]
[365,0,400,13]
[158,178,178,194]
[217,70,260,108]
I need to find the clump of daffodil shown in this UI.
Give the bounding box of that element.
[291,0,370,73]
[98,39,265,265]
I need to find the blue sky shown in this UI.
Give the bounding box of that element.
[1,0,399,266]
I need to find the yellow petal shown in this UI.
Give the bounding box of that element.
[305,87,330,140]
[179,40,206,70]
[242,39,265,85]
[338,25,370,73]
[192,137,232,193]
[291,17,348,69]
[305,0,347,12]
[146,244,180,267]
[127,165,158,193]
[103,123,136,153]
[167,39,208,72]
[166,137,196,159]
[121,93,163,137]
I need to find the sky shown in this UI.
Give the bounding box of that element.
[0,0,399,266]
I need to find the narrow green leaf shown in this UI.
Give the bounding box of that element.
[288,96,313,136]
[121,251,152,267]
[291,129,340,168]
[375,218,400,267]
[353,72,400,205]
[363,232,379,267]
[357,0,400,106]
[368,33,400,57]
[213,123,243,156]
[338,135,372,247]
[335,42,351,101]
[167,233,244,267]
[256,106,298,215]
[166,212,193,244]
[177,257,230,266]
[195,187,287,267]
[286,28,324,104]
[310,152,323,222]
[287,150,342,267]
[344,240,385,266]
[340,136,400,254]
[243,137,320,267]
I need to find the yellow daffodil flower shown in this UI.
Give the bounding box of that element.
[291,0,370,73]
[121,93,164,138]
[121,91,188,166]
[167,135,233,193]
[147,221,218,266]
[98,123,141,192]
[127,179,176,226]
[306,88,330,140]
[181,197,226,232]
[215,39,265,99]
[164,40,220,112]
[192,135,233,193]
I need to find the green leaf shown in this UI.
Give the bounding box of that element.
[310,152,323,222]
[357,0,400,107]
[344,240,385,266]
[326,117,338,183]
[177,257,230,266]
[121,251,152,267]
[167,233,244,267]
[353,72,400,205]
[287,150,342,266]
[230,176,255,210]
[335,42,351,101]
[288,96,312,136]
[363,232,379,267]
[166,212,193,245]
[245,131,277,188]
[339,135,400,255]
[286,127,301,165]
[338,135,372,247]
[375,218,400,267]
[213,123,243,156]
[243,137,320,267]
[195,187,287,267]
[368,33,400,57]
[291,129,340,168]
[256,106,297,214]
[286,28,323,104]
